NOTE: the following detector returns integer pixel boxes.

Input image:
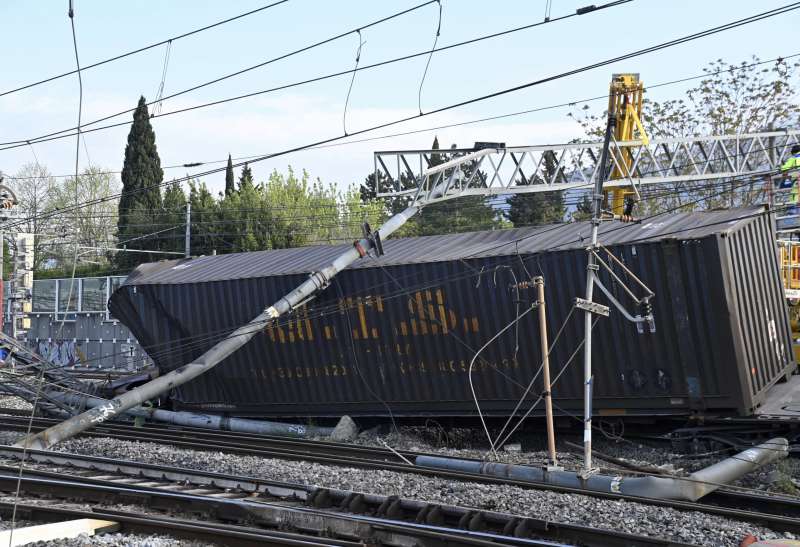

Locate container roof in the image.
[124,207,765,286]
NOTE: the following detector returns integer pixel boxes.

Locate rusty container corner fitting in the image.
[108,207,795,419]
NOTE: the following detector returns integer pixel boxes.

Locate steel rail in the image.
[0,500,360,547]
[0,428,795,535]
[0,467,675,547]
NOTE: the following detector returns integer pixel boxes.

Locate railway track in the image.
[0,411,796,538]
[0,446,686,547]
[2,500,362,547]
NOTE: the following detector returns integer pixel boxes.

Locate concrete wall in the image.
[3,276,151,370]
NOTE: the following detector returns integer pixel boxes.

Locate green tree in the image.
[411,137,503,236]
[225,154,235,197]
[571,193,594,221]
[187,180,218,256]
[161,181,187,255]
[117,96,164,268]
[506,150,565,226]
[51,167,120,268]
[239,163,253,190]
[359,170,413,221]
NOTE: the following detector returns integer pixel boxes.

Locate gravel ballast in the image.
[0,395,33,411]
[37,435,793,547]
[0,496,215,546]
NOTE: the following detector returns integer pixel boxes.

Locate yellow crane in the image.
[606,73,649,218]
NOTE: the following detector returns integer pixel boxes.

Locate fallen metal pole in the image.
[16,206,419,450]
[534,276,557,467]
[46,392,334,438]
[416,437,788,502]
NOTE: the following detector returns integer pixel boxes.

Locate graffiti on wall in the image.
[37,340,86,367]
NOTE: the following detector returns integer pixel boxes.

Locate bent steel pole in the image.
[16,206,419,450]
[416,437,788,502]
[46,392,335,438]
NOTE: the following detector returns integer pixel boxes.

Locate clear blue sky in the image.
[0,0,796,194]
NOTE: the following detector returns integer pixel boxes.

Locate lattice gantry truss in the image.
[374,129,800,206]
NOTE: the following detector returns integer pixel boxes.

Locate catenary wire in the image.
[417,0,442,115]
[0,0,445,147]
[0,1,291,98]
[4,0,792,151]
[4,50,796,181]
[2,8,796,235]
[0,0,636,149]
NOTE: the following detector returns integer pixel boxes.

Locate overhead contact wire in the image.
[0,0,290,98]
[417,0,442,115]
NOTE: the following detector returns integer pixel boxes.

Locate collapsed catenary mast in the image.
[16,206,419,450]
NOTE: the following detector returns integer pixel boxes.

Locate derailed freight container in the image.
[109,207,796,418]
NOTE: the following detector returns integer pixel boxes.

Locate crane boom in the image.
[607,73,649,216]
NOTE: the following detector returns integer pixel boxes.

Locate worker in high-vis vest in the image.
[781,144,800,206]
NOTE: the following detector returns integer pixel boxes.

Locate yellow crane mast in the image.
[607,73,649,217]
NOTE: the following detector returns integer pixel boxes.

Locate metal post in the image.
[582,113,616,476]
[768,123,775,168]
[184,201,191,258]
[767,123,776,208]
[534,276,557,467]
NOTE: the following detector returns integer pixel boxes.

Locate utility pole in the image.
[581,113,617,476]
[185,201,191,258]
[534,276,558,468]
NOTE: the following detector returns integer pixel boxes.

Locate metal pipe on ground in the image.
[43,392,335,438]
[415,438,788,502]
[13,206,418,450]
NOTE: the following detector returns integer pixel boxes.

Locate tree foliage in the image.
[51,167,121,263]
[5,163,56,270]
[225,154,235,197]
[4,165,120,273]
[506,150,565,226]
[161,181,187,256]
[183,167,384,258]
[117,96,164,268]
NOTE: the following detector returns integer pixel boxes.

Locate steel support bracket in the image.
[574,298,610,317]
[361,222,384,257]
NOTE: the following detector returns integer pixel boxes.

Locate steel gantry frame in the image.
[373,129,800,206]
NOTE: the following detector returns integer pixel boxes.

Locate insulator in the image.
[623,196,636,221]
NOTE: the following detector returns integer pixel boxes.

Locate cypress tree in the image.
[430,136,442,166]
[117,96,164,268]
[225,154,235,196]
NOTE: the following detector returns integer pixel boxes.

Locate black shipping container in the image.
[110,208,796,418]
